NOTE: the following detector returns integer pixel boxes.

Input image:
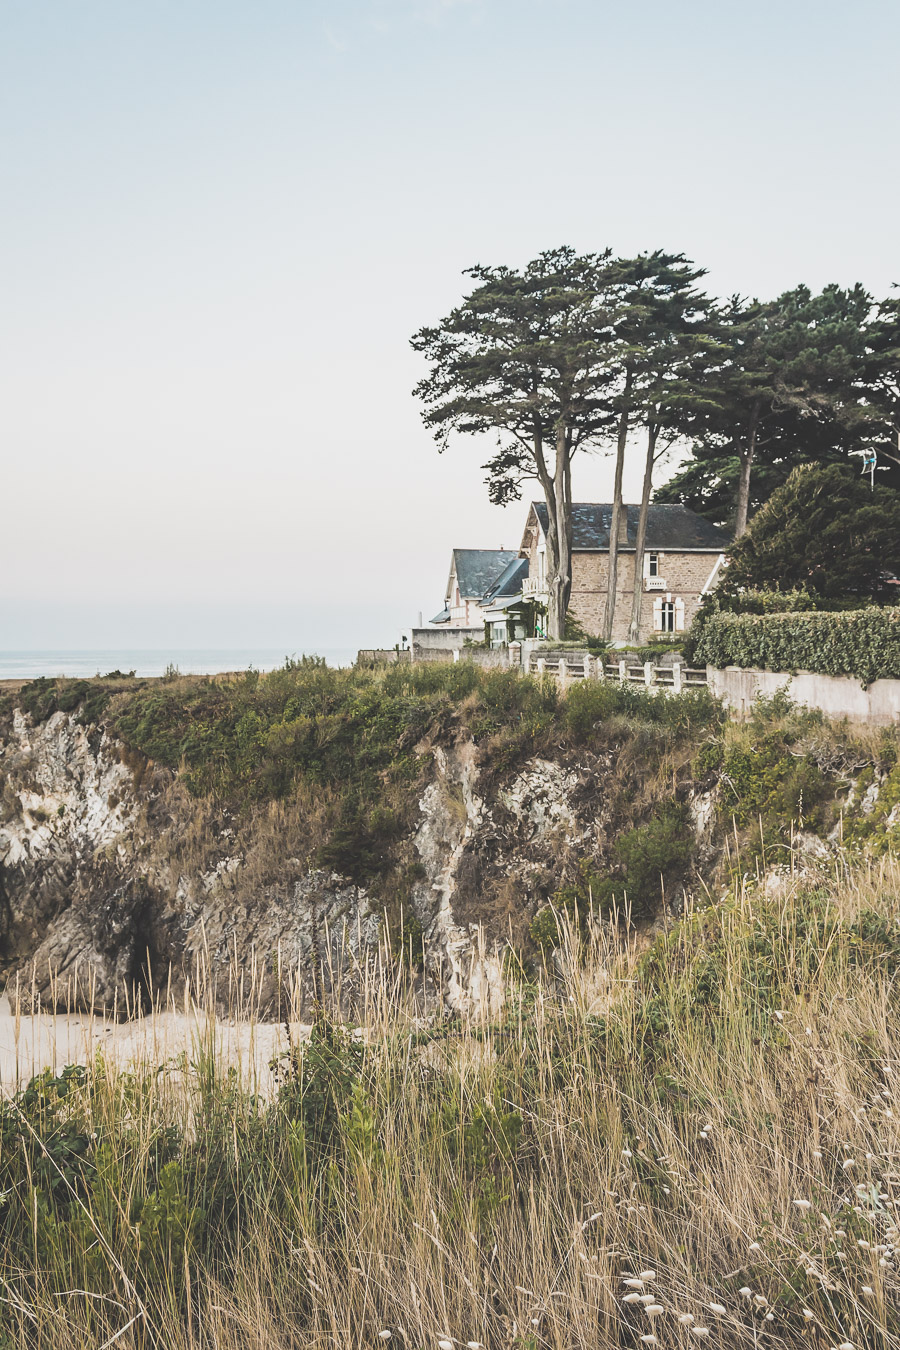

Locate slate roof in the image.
[530,503,730,551]
[452,549,519,598]
[482,556,529,604]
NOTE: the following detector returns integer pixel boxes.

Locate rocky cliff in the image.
[0,666,883,1015]
[0,711,688,1014]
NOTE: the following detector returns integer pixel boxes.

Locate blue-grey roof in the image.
[482,556,529,603]
[430,607,451,624]
[530,502,730,551]
[483,593,527,616]
[452,548,519,598]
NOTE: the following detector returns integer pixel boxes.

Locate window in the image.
[659,600,676,632]
[648,553,660,577]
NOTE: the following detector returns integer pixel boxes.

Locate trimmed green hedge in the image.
[692,607,900,686]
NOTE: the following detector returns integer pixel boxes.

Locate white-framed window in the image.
[648,552,660,577]
[653,596,685,632]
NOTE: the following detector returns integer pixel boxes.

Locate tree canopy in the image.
[410,247,713,639]
[411,247,622,638]
[656,284,900,529]
[720,463,900,602]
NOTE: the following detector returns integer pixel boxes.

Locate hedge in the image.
[692,607,900,686]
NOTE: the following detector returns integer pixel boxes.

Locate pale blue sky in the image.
[3,0,898,650]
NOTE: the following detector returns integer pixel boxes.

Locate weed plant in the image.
[1,852,899,1348]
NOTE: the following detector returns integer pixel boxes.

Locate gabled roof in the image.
[528,503,730,552]
[482,556,529,604]
[451,548,519,599]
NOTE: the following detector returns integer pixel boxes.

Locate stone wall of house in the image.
[568,551,719,641]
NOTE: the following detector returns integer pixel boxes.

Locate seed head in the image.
[623,1279,645,1290]
[678,1314,695,1324]
[378,1335,392,1343]
[623,1294,642,1304]
[644,1305,665,1317]
[640,1337,658,1345]
[861,1286,875,1297]
[438,1341,453,1350]
[739,1288,752,1299]
[690,1327,710,1338]
[638,1271,657,1281]
[802,1310,815,1320]
[749,1242,762,1252]
[708,1303,727,1315]
[793,1199,813,1210]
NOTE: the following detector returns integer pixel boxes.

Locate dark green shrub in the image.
[612,802,693,914]
[691,607,900,686]
[719,734,830,838]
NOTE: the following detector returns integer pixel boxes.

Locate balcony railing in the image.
[523,575,548,597]
[645,576,667,591]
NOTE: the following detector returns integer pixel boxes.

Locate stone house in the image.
[515,502,729,642]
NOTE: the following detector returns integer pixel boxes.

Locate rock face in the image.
[0,706,714,1014]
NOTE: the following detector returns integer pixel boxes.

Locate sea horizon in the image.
[0,648,358,680]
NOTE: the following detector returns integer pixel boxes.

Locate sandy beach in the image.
[0,994,309,1094]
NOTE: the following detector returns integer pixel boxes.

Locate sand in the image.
[0,995,311,1094]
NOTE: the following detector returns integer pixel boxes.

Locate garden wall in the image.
[708,666,900,725]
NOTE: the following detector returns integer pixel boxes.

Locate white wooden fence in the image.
[523,649,707,692]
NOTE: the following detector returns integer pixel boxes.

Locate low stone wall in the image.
[408,626,483,650]
[356,649,412,665]
[457,647,510,669]
[412,647,456,663]
[708,666,900,725]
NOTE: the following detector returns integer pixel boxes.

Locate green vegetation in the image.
[690,606,900,686]
[4,661,724,893]
[719,464,900,603]
[2,857,899,1348]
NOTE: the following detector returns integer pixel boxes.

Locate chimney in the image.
[617,505,629,547]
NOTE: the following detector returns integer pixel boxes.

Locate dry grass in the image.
[0,852,899,1349]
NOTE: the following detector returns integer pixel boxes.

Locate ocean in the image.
[0,649,358,680]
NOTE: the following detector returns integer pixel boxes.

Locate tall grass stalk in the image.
[1,854,899,1348]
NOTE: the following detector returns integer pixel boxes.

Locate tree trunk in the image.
[627,422,658,644]
[546,424,572,640]
[602,369,633,642]
[734,399,761,538]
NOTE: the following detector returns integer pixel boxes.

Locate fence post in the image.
[583,654,592,680]
[672,661,683,694]
[558,657,568,689]
[596,654,605,681]
[536,657,546,676]
[508,641,521,669]
[644,661,654,688]
[453,648,460,663]
[619,659,627,683]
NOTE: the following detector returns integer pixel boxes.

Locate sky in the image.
[2,0,898,653]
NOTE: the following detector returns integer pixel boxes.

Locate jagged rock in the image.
[0,703,731,1014]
